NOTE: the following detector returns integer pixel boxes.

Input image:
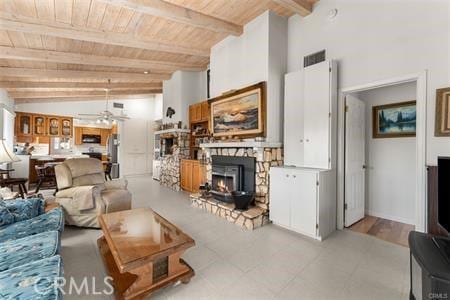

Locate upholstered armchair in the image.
[54,158,132,228]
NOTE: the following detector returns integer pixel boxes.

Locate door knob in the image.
[362,165,367,169]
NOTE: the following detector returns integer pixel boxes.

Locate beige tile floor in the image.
[61,176,410,299]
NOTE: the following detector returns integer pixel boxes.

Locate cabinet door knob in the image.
[293,175,296,178]
[286,174,289,178]
[306,139,310,142]
[300,139,303,143]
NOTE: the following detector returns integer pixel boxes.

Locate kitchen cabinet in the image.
[47,117,60,136]
[60,117,73,137]
[269,166,336,240]
[74,126,111,145]
[74,127,83,145]
[284,60,337,169]
[100,129,110,146]
[16,113,32,137]
[32,115,46,136]
[15,112,73,140]
[181,159,204,193]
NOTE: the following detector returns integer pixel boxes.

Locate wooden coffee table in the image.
[97,208,195,299]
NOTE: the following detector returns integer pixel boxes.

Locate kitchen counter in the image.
[31,154,89,160]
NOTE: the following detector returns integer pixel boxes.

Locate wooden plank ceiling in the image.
[0,0,317,103]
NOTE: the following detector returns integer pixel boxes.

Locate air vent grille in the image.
[113,102,124,109]
[304,50,326,68]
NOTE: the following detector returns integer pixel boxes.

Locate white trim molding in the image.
[338,71,428,233]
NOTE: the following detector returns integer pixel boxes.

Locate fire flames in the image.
[217,179,229,193]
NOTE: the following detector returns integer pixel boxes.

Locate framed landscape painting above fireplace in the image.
[210,82,266,138]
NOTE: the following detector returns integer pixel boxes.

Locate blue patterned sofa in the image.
[0,198,64,299]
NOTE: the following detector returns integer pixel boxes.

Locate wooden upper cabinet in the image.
[15,113,32,136]
[33,115,46,136]
[74,127,83,145]
[60,117,73,137]
[82,127,101,135]
[201,102,209,121]
[47,117,60,136]
[100,128,110,146]
[189,101,210,123]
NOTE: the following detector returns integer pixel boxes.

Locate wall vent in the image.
[113,102,124,109]
[304,50,326,68]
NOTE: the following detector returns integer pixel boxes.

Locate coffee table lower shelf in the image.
[97,236,195,300]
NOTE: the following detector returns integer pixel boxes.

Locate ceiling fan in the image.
[78,80,130,124]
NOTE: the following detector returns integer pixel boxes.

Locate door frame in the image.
[337,71,427,232]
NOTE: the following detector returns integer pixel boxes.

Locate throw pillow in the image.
[4,198,45,223]
[0,202,14,226]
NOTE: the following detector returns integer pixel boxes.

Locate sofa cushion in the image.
[0,255,62,300]
[0,202,14,226]
[65,158,104,178]
[0,231,60,272]
[101,189,132,213]
[0,208,64,243]
[3,198,45,223]
[72,173,105,187]
[54,164,72,190]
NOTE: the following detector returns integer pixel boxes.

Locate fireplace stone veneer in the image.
[159,130,190,191]
[191,143,283,229]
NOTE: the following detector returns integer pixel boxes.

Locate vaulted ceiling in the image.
[0,0,317,103]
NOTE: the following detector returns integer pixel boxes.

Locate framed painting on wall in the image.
[435,87,450,136]
[372,101,416,138]
[209,82,266,138]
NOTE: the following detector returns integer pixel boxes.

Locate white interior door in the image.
[345,94,366,227]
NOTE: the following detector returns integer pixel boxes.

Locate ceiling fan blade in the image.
[78,113,101,116]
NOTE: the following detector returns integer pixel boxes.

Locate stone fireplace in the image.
[158,129,190,191]
[190,141,283,229]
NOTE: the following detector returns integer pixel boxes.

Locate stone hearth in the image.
[190,194,269,230]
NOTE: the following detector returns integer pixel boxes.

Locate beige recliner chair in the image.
[54,158,132,228]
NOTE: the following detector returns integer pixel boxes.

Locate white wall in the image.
[162,70,206,125]
[356,82,416,224]
[0,89,15,148]
[210,11,287,142]
[288,0,450,164]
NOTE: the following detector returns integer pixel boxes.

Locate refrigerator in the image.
[107,134,120,179]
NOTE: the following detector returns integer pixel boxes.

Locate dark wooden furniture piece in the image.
[34,163,59,193]
[104,162,112,181]
[427,166,449,236]
[98,208,195,300]
[29,158,65,184]
[0,169,28,199]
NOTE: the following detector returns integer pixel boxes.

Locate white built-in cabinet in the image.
[270,60,338,240]
[284,60,337,169]
[269,167,336,240]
